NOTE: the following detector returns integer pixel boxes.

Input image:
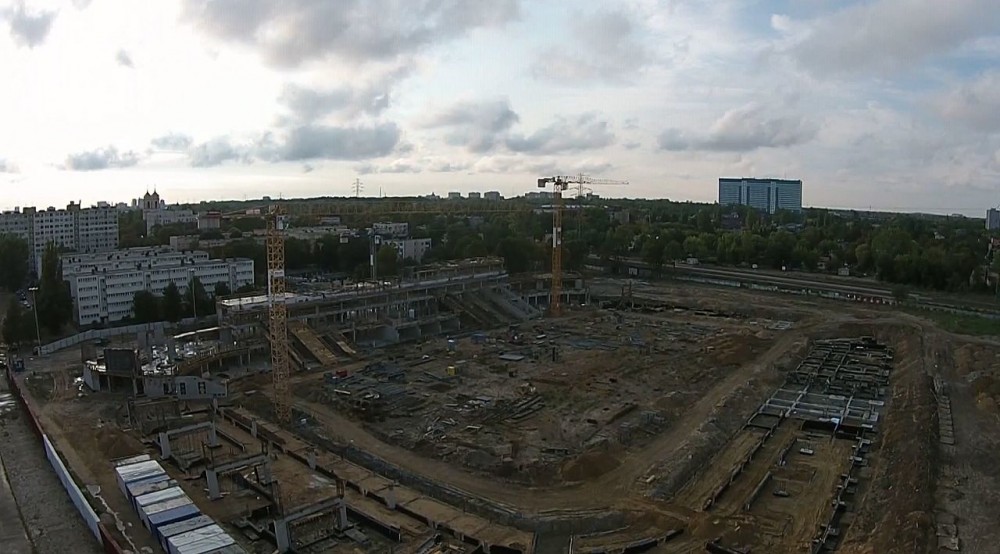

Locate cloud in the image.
[789,0,1000,75]
[506,113,615,154]
[115,49,134,68]
[658,103,818,152]
[276,123,400,161]
[532,9,651,83]
[64,146,140,171]
[72,0,92,8]
[278,81,392,123]
[189,137,249,167]
[936,70,1000,132]
[473,156,614,176]
[150,133,194,151]
[190,123,400,167]
[2,1,56,48]
[422,99,520,153]
[0,158,18,173]
[181,0,520,68]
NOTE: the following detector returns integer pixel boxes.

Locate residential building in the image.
[718,178,803,214]
[319,215,342,226]
[385,238,432,262]
[198,211,222,231]
[141,190,197,233]
[62,247,254,325]
[447,192,462,199]
[373,222,409,238]
[0,203,119,273]
[987,208,1000,231]
[467,191,482,200]
[484,191,502,201]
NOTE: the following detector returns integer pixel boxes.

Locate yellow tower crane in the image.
[266,205,291,424]
[536,174,627,316]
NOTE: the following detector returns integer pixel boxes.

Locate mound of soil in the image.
[840,329,937,554]
[95,426,144,460]
[561,449,622,482]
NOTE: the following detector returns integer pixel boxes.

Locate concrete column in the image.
[307,449,316,470]
[259,461,273,485]
[337,501,348,530]
[386,482,397,509]
[206,469,221,499]
[251,419,258,438]
[158,432,171,458]
[274,520,291,552]
[207,422,220,447]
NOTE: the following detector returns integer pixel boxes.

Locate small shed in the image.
[158,515,215,552]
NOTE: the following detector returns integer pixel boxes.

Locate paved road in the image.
[0,391,33,554]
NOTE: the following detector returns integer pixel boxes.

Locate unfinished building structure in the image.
[218,258,556,355]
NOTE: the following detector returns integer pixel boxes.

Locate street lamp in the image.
[28,286,41,355]
[189,269,197,319]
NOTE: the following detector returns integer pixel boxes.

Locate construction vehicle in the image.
[536,174,627,316]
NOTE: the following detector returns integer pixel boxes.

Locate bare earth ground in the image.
[13,280,1000,553]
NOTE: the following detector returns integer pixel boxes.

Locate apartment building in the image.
[63,247,254,325]
[384,238,432,262]
[718,178,803,214]
[0,203,120,273]
[372,222,409,238]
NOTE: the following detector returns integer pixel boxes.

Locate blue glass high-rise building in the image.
[718,178,802,214]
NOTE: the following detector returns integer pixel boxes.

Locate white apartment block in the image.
[373,222,409,238]
[144,208,197,233]
[63,247,254,325]
[0,203,120,273]
[385,238,432,262]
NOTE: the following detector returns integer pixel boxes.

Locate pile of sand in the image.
[561,449,621,482]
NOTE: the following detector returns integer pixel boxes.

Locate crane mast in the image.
[266,206,291,424]
[537,174,627,316]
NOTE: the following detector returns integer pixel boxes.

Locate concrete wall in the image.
[40,322,167,355]
[143,376,227,400]
[43,435,101,540]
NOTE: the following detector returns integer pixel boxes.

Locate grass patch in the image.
[905,308,1000,336]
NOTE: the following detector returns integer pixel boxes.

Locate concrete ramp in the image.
[288,321,338,367]
[329,331,358,356]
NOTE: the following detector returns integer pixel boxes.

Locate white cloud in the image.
[788,0,1000,76]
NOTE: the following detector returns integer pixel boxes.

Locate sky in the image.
[1,0,1000,215]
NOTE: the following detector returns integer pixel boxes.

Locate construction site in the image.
[5,189,997,554]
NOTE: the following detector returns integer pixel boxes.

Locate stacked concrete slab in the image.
[111,456,247,554]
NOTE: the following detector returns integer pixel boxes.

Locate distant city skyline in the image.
[2,0,999,216]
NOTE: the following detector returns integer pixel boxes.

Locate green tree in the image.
[213,282,231,297]
[376,244,399,277]
[2,297,34,348]
[36,243,72,335]
[186,277,212,317]
[0,234,30,291]
[495,237,537,274]
[663,240,684,263]
[132,290,161,323]
[162,281,182,322]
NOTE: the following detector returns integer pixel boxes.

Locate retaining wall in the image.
[4,367,125,554]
